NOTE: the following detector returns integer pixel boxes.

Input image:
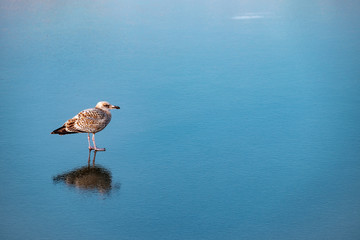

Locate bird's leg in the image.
[92,133,105,151]
[88,133,94,150]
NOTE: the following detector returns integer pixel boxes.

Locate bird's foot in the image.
[88,146,105,151]
[94,147,106,151]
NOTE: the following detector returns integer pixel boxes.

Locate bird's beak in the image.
[111,105,120,109]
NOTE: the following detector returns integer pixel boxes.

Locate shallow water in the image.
[1,0,360,239]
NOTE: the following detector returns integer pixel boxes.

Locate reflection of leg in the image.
[92,133,105,151]
[92,150,97,166]
[88,149,92,166]
[88,133,93,150]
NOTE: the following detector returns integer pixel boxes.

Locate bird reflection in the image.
[53,150,119,194]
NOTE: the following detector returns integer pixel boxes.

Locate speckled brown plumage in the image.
[51,101,120,151]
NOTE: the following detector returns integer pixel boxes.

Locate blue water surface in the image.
[1,0,360,239]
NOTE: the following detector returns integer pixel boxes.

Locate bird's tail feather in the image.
[51,125,78,135]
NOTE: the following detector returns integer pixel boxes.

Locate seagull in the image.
[51,101,120,151]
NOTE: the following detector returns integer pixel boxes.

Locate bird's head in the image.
[95,101,120,110]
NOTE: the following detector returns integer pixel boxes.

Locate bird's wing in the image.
[78,108,106,120]
[64,117,83,133]
[70,108,108,133]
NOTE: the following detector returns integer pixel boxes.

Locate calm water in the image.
[1,0,360,239]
